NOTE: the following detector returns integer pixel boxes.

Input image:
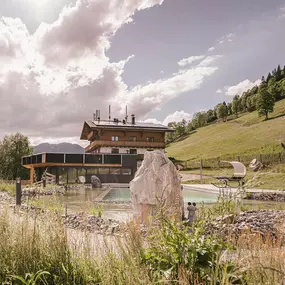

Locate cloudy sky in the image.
[1,0,285,146]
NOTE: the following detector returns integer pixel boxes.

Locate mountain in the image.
[33,143,85,154]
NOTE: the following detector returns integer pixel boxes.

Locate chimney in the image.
[125,105,128,122]
[109,105,111,122]
[131,114,135,125]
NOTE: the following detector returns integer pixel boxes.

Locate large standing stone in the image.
[130,150,183,225]
[91,175,102,188]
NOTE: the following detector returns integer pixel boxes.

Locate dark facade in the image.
[22,153,137,184]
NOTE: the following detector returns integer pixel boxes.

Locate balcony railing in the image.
[85,140,165,152]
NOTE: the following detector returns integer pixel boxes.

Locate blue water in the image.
[103,188,217,203]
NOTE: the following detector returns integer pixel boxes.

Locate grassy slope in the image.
[180,164,285,190]
[167,99,285,161]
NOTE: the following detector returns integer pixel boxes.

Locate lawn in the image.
[167,99,285,161]
[180,164,285,190]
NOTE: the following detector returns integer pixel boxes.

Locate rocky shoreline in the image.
[245,192,285,202]
[209,210,285,240]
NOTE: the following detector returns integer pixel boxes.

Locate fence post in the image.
[237,156,240,162]
[200,160,203,184]
[42,177,46,188]
[15,177,21,206]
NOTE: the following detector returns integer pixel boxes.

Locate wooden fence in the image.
[182,152,285,169]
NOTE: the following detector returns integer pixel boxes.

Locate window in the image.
[110,168,121,175]
[98,168,110,174]
[129,136,137,142]
[130,149,137,154]
[121,168,132,175]
[112,136,119,141]
[111,148,119,154]
[146,137,154,142]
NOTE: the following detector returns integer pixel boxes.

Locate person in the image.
[187,202,196,225]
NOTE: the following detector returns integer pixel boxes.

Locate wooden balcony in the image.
[85,140,165,152]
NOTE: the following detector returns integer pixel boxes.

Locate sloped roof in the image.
[80,120,173,140]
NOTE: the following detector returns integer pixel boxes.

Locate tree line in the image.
[0,133,32,180]
[167,64,285,143]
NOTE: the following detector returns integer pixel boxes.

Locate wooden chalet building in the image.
[22,111,173,185]
[80,113,173,166]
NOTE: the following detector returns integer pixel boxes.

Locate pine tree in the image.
[266,72,272,83]
[256,83,275,120]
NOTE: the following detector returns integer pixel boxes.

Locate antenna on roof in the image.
[93,113,96,121]
[109,105,111,122]
[98,110,100,122]
[125,105,128,123]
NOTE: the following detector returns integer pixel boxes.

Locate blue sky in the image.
[0,0,285,145]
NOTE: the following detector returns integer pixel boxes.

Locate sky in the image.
[0,0,285,147]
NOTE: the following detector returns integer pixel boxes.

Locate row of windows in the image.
[111,136,154,142]
[86,168,132,175]
[111,148,137,154]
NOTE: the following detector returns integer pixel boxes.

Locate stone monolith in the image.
[130,150,183,225]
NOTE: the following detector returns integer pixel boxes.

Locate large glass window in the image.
[121,168,132,175]
[146,137,154,142]
[129,136,137,141]
[98,168,110,174]
[111,148,119,154]
[112,136,119,141]
[110,168,121,175]
[130,149,137,154]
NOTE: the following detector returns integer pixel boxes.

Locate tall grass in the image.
[0,199,284,284]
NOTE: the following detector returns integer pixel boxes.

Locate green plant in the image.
[9,270,50,285]
[89,204,103,217]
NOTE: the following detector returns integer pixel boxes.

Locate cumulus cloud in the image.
[144,110,192,126]
[216,88,223,94]
[162,111,192,125]
[223,79,261,96]
[0,0,220,144]
[208,46,215,52]
[36,0,164,65]
[177,55,205,67]
[115,64,218,118]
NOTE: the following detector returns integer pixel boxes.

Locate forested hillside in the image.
[167,64,285,143]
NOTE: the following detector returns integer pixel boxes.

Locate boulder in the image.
[78,176,86,184]
[91,175,102,188]
[130,150,183,225]
[249,158,263,171]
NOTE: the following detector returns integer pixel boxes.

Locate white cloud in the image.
[208,46,215,52]
[162,111,192,125]
[177,55,205,67]
[223,79,261,96]
[216,88,223,94]
[0,0,221,145]
[197,55,223,67]
[144,110,193,126]
[116,64,218,118]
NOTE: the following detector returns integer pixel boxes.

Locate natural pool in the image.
[103,188,218,203]
[40,187,285,222]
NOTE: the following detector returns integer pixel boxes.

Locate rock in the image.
[130,150,183,225]
[208,210,285,239]
[249,158,263,171]
[78,176,86,184]
[91,175,102,188]
[215,214,235,224]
